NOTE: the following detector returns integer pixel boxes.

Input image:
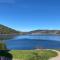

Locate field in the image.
[10,50,57,60]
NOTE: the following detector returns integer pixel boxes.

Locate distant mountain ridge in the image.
[28,30,60,35]
[1,24,60,35]
[0,24,20,34]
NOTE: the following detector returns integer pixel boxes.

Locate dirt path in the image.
[13,59,19,60]
[49,50,60,60]
[13,59,23,60]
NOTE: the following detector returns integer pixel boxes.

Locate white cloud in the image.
[0,0,15,3]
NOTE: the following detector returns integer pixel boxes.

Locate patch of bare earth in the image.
[49,50,60,60]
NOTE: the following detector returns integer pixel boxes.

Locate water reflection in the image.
[1,34,60,50]
[5,35,60,50]
[0,35,17,40]
[0,35,17,50]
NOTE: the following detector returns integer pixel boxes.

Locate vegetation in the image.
[1,24,60,35]
[28,30,60,35]
[0,24,20,34]
[0,43,7,50]
[10,50,57,60]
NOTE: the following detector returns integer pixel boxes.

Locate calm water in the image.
[4,34,60,50]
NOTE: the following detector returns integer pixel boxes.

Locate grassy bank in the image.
[0,43,7,50]
[10,50,57,60]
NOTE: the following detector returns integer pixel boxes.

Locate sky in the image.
[0,0,60,31]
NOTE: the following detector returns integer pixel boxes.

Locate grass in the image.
[9,50,57,60]
[0,43,7,50]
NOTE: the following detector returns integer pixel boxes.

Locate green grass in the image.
[10,50,57,60]
[0,43,7,50]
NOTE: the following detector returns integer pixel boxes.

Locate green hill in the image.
[0,24,20,34]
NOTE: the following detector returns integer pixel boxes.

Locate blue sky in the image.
[0,0,60,31]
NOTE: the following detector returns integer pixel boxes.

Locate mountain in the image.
[28,30,60,35]
[0,24,21,35]
[1,24,60,35]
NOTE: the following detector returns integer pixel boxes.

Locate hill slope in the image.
[28,30,60,35]
[0,24,20,34]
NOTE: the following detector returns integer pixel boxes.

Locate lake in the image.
[4,34,60,50]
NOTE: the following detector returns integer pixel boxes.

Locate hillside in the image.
[28,30,60,35]
[0,24,20,34]
[1,24,60,35]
